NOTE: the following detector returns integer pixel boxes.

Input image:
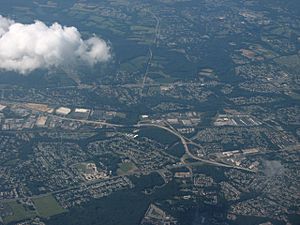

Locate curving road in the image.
[135,122,256,173]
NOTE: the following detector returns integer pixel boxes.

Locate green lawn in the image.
[3,201,36,224]
[33,195,67,218]
[117,162,138,175]
[120,56,147,72]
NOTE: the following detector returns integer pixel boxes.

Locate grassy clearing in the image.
[33,195,67,218]
[120,56,147,72]
[117,162,138,175]
[3,201,36,224]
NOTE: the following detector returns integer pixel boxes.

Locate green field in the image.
[33,195,67,218]
[3,201,36,224]
[117,162,138,175]
[75,162,88,172]
[120,56,147,72]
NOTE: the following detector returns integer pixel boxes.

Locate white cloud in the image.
[0,15,111,74]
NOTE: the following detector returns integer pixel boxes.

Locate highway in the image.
[1,99,257,174]
[141,10,160,91]
[1,97,257,172]
[141,47,153,90]
[0,102,258,206]
[135,122,256,173]
[49,114,124,128]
